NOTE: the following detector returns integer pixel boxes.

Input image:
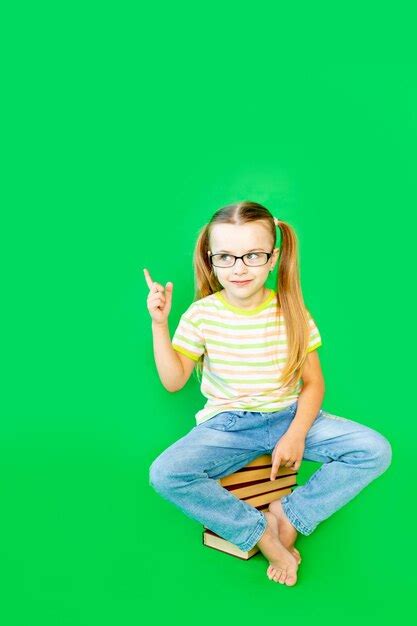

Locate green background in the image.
[1,3,416,625]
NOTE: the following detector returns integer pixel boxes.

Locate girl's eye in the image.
[220,254,232,260]
[246,253,259,259]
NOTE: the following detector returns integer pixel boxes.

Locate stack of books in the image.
[202,454,298,560]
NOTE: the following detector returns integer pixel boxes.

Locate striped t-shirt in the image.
[171,288,322,425]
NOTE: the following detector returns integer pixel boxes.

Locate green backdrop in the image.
[1,4,416,625]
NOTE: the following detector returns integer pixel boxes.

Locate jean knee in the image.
[149,456,169,492]
[373,434,392,471]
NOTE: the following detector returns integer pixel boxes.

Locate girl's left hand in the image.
[270,432,306,480]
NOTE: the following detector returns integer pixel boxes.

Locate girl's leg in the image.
[149,411,266,551]
[149,405,297,552]
[277,408,393,536]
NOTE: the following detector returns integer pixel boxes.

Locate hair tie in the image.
[273,216,280,227]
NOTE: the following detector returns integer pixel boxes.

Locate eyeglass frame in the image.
[208,250,274,268]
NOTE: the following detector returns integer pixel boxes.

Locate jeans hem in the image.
[238,511,267,552]
[280,497,315,536]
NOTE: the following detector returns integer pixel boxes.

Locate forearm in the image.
[151,321,185,392]
[286,380,325,438]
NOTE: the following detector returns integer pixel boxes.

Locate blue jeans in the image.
[149,402,392,552]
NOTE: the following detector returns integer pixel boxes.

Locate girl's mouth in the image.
[231,280,252,286]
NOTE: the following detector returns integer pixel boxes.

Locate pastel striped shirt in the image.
[172,288,322,425]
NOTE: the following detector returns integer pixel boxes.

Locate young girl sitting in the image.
[145,200,392,587]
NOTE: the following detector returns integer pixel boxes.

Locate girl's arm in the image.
[286,350,325,437]
[287,380,325,438]
[151,321,186,392]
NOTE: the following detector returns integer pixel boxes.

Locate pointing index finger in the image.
[270,455,281,481]
[143,268,154,290]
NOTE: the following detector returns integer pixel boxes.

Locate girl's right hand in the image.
[143,268,173,325]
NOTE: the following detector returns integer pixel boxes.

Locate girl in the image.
[144,201,392,587]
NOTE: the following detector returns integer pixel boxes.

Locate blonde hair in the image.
[191,200,312,391]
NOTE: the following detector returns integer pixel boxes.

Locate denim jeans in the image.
[149,402,392,552]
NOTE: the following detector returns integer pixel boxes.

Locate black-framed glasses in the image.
[209,251,273,268]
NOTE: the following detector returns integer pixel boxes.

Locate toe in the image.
[285,572,297,586]
[272,568,283,583]
[278,569,287,584]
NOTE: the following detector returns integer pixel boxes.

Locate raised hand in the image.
[143,268,173,325]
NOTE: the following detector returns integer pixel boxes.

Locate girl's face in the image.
[208,221,280,299]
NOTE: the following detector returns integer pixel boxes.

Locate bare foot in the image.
[264,513,300,583]
[256,511,298,586]
[268,499,302,563]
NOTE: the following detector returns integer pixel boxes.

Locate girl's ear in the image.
[270,247,280,271]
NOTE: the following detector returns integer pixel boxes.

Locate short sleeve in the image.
[172,303,205,362]
[306,310,322,353]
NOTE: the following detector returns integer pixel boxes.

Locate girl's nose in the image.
[233,258,247,271]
